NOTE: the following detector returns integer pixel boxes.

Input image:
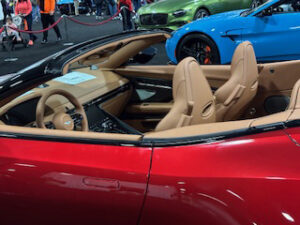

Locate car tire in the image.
[193,8,210,20]
[176,33,220,65]
[251,0,263,9]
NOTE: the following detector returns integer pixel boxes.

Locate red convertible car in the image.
[0,30,300,225]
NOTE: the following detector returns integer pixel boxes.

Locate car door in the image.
[242,0,300,62]
[0,129,151,225]
[141,128,300,225]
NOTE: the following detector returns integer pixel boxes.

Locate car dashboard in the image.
[0,68,141,135]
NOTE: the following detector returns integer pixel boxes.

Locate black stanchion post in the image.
[3,26,18,62]
[63,16,74,46]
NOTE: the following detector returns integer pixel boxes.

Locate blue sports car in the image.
[166,0,300,64]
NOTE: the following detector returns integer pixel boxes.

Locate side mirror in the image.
[132,47,158,64]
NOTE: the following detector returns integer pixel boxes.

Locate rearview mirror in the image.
[132,47,158,64]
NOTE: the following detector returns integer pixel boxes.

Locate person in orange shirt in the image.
[38,0,61,43]
[15,0,37,45]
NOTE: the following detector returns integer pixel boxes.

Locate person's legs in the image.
[74,0,79,15]
[86,0,93,14]
[120,4,128,30]
[25,13,36,42]
[40,13,49,41]
[48,14,61,39]
[126,8,132,30]
[133,0,138,11]
[96,3,101,16]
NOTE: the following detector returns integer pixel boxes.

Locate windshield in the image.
[241,0,273,16]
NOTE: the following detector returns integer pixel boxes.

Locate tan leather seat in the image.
[288,79,300,110]
[214,41,259,122]
[155,57,216,132]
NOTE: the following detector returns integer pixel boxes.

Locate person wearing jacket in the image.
[38,0,62,43]
[15,0,37,45]
[118,0,133,31]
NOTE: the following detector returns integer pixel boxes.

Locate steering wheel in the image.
[36,89,89,131]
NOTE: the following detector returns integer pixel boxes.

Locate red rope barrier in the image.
[0,10,120,36]
[67,10,120,26]
[8,16,64,34]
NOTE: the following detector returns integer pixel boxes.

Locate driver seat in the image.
[155,57,216,132]
[214,41,259,122]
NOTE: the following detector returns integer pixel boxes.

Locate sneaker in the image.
[92,12,96,15]
[28,40,34,46]
[41,39,48,44]
[86,12,90,16]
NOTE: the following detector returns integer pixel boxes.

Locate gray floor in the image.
[0,15,168,76]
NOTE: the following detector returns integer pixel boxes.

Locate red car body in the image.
[1,128,300,225]
[0,30,300,225]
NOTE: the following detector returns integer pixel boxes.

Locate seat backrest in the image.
[288,79,300,110]
[155,57,215,132]
[214,41,258,122]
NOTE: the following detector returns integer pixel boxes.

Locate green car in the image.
[136,0,263,31]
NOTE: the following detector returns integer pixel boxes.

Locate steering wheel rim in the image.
[36,89,89,131]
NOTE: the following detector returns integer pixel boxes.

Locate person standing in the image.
[84,0,95,16]
[31,0,40,22]
[106,0,116,16]
[38,0,62,43]
[73,0,79,16]
[118,0,133,31]
[15,0,37,45]
[132,0,140,11]
[94,0,103,19]
[1,0,8,24]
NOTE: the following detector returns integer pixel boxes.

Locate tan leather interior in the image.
[0,124,142,141]
[2,34,300,142]
[100,90,132,116]
[214,41,259,122]
[114,65,176,80]
[36,89,89,131]
[63,33,169,74]
[243,60,300,118]
[155,57,216,132]
[0,70,129,125]
[145,78,300,139]
[125,102,172,114]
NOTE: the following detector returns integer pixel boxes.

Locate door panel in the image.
[244,60,300,118]
[0,137,151,225]
[141,131,300,225]
[122,77,173,132]
[243,8,300,61]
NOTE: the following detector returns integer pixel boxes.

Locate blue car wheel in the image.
[176,33,220,65]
